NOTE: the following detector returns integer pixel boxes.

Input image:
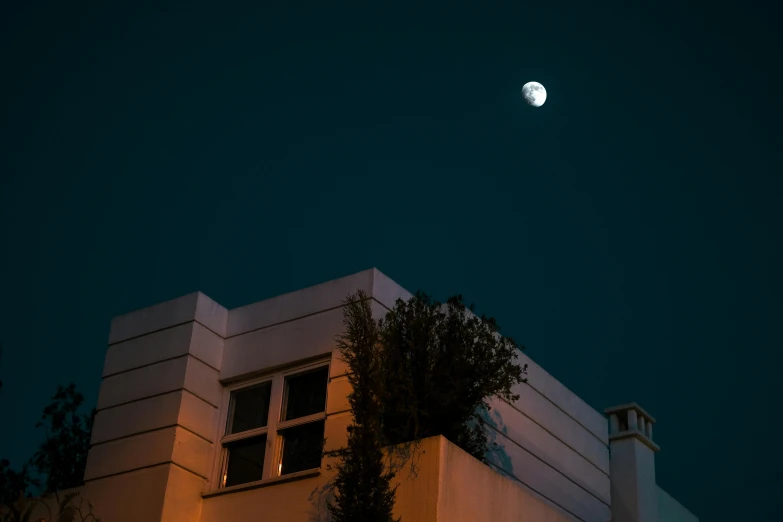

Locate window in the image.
[277,367,329,475]
[227,382,271,434]
[224,434,267,487]
[217,362,329,489]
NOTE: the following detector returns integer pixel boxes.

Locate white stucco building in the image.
[76,268,697,522]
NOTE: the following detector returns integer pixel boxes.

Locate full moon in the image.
[522,81,547,107]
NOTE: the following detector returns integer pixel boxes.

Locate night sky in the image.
[1,1,781,519]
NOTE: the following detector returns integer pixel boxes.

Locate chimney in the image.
[604,403,659,522]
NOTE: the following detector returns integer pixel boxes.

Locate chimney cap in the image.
[604,402,656,424]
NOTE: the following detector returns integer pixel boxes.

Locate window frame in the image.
[212,358,330,490]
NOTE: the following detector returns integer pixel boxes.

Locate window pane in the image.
[279,420,325,475]
[283,367,328,421]
[225,435,267,487]
[227,382,272,434]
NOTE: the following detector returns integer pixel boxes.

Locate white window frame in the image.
[211,358,330,490]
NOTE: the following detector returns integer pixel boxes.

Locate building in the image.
[75,268,698,522]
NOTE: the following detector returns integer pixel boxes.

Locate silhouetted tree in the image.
[1,383,96,521]
[30,384,94,493]
[0,459,37,510]
[328,292,399,522]
[0,488,99,522]
[379,292,527,460]
[327,290,527,520]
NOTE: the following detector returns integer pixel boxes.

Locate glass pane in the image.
[224,435,267,487]
[279,420,325,475]
[227,382,272,434]
[282,367,328,421]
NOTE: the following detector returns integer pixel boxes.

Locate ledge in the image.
[201,468,321,498]
[202,469,322,498]
[604,402,656,424]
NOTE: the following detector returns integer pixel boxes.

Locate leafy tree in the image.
[30,384,94,494]
[328,292,399,522]
[0,459,38,510]
[378,292,527,460]
[0,488,99,522]
[0,383,97,522]
[327,290,527,521]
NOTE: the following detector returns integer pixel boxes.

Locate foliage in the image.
[0,460,38,510]
[378,292,527,460]
[327,290,527,521]
[0,383,96,522]
[328,292,399,522]
[0,489,99,522]
[30,384,94,494]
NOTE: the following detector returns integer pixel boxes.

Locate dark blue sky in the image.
[1,1,781,519]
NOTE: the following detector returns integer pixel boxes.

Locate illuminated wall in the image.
[80,268,697,522]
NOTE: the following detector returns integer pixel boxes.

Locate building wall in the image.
[220,268,410,383]
[84,291,228,522]
[484,352,611,522]
[81,268,695,522]
[216,268,610,521]
[437,435,575,522]
[200,435,575,522]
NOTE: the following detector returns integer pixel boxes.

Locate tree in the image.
[0,488,99,522]
[378,292,527,460]
[0,459,38,512]
[30,384,94,493]
[0,383,97,522]
[328,292,399,522]
[327,290,527,521]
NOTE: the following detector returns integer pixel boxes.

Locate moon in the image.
[522,81,547,107]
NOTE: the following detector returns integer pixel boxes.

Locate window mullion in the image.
[221,426,269,445]
[276,411,327,431]
[263,373,285,479]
